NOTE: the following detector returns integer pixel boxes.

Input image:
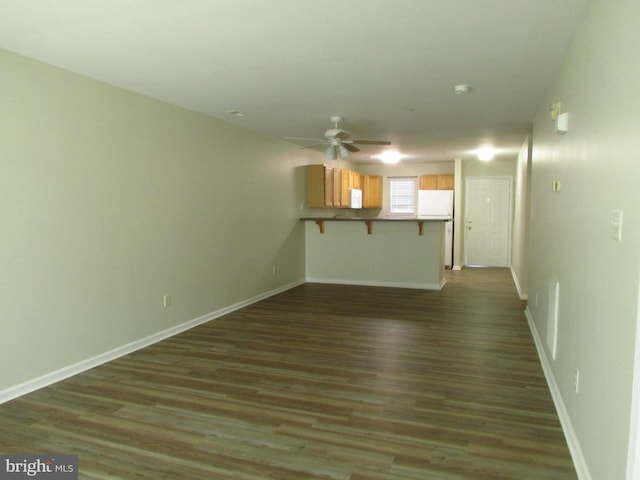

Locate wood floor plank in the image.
[0,268,577,479]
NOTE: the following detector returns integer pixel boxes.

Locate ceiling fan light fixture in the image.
[325,145,337,160]
[288,116,390,160]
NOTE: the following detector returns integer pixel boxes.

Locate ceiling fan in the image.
[286,116,391,160]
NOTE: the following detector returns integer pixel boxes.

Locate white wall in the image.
[511,138,531,299]
[527,1,640,478]
[0,50,322,396]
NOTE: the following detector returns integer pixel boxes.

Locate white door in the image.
[464,177,512,267]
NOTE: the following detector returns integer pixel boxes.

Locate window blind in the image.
[389,177,416,214]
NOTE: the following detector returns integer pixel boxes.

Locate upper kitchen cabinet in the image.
[307,165,349,208]
[420,174,455,190]
[307,165,378,209]
[363,175,382,208]
[307,164,336,207]
[332,167,342,207]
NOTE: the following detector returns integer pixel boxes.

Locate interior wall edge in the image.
[510,265,528,300]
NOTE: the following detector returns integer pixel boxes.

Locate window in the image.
[389,177,417,214]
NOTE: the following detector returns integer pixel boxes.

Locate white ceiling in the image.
[0,0,591,164]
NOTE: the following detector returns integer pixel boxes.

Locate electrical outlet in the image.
[163,294,171,308]
[574,370,580,393]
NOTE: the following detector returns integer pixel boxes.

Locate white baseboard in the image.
[510,266,528,300]
[305,276,445,290]
[0,279,305,405]
[524,307,591,480]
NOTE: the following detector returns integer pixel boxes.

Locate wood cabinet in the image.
[419,174,454,190]
[363,175,382,208]
[438,174,455,190]
[332,167,342,207]
[340,169,350,207]
[307,164,335,207]
[350,171,363,190]
[341,170,364,206]
[307,165,378,208]
[419,175,437,190]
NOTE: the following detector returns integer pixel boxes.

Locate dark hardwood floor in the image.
[0,268,577,479]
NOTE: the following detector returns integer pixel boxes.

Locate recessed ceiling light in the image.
[226,110,246,117]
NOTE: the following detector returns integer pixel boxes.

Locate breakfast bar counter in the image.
[300,217,447,290]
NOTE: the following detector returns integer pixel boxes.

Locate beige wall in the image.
[511,138,531,299]
[527,1,640,477]
[0,49,322,394]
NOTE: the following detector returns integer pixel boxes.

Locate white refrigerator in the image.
[418,190,454,268]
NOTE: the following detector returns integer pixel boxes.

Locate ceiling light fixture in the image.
[476,147,496,161]
[226,110,246,117]
[454,84,471,95]
[374,151,404,164]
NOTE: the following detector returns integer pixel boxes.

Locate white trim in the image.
[305,276,445,291]
[452,265,463,271]
[525,307,591,480]
[510,266,528,300]
[0,279,305,405]
[626,272,640,480]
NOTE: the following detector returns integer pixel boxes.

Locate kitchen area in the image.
[301,163,456,290]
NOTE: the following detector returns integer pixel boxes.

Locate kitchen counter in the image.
[300,216,450,221]
[300,216,450,235]
[302,217,446,290]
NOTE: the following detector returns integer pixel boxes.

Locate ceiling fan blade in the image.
[300,143,326,149]
[284,136,325,142]
[343,143,360,153]
[351,139,391,146]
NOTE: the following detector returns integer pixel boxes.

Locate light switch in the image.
[611,210,623,241]
[555,112,569,134]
